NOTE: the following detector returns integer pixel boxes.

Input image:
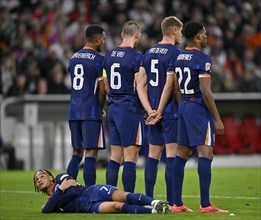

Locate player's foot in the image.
[151,200,169,214]
[199,205,229,213]
[172,204,193,213]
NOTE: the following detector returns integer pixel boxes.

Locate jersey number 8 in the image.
[73,64,84,90]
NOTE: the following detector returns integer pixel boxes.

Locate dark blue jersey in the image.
[142,43,180,120]
[68,48,104,121]
[103,46,143,114]
[175,48,212,105]
[42,173,119,213]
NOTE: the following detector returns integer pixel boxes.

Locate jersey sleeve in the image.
[41,186,63,213]
[197,54,212,78]
[133,52,143,73]
[167,49,180,74]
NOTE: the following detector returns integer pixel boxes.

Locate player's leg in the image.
[111,189,169,214]
[122,145,140,192]
[67,121,84,180]
[106,105,123,186]
[197,145,228,213]
[118,110,144,192]
[162,119,178,206]
[82,120,105,187]
[145,123,164,197]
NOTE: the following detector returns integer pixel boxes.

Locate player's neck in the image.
[83,43,96,51]
[46,183,55,197]
[119,38,135,48]
[186,42,201,50]
[160,36,175,45]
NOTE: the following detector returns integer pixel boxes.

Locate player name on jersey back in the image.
[148,47,168,54]
[111,51,125,57]
[177,54,193,60]
[71,52,96,60]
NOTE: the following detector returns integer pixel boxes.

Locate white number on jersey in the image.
[110,63,121,89]
[73,64,84,90]
[175,67,194,94]
[149,59,159,87]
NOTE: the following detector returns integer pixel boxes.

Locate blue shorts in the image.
[79,184,119,213]
[177,101,215,147]
[69,120,106,149]
[108,104,144,147]
[147,119,178,145]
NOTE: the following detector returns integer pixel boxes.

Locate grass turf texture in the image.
[0,167,260,220]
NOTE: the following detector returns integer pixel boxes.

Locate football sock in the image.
[144,157,159,197]
[198,157,212,207]
[172,156,187,206]
[121,204,152,214]
[83,157,96,187]
[165,157,175,205]
[126,193,154,206]
[122,161,136,192]
[66,155,82,180]
[106,160,120,186]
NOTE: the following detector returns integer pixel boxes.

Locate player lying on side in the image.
[33,169,170,214]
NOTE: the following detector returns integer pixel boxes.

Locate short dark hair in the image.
[85,24,104,40]
[183,21,204,40]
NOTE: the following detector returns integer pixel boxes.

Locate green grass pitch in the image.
[0,167,260,220]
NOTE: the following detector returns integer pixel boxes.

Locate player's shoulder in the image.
[55,173,74,184]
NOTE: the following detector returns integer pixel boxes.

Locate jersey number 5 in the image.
[73,64,84,90]
[175,67,194,94]
[149,59,159,87]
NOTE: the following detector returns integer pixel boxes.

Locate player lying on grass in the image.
[33,169,170,214]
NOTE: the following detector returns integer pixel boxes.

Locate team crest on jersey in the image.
[205,62,211,71]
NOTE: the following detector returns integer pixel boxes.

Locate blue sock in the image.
[66,155,82,180]
[198,157,212,207]
[121,204,152,213]
[165,157,175,205]
[126,193,154,206]
[83,157,96,187]
[106,160,120,186]
[122,161,136,192]
[172,156,187,206]
[144,157,159,197]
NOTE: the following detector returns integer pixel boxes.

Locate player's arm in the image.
[103,68,110,94]
[173,73,181,104]
[136,67,154,115]
[152,72,174,124]
[98,77,106,107]
[41,179,78,213]
[199,77,224,136]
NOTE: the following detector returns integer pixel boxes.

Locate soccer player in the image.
[137,16,183,206]
[66,25,106,187]
[171,21,229,213]
[33,169,170,214]
[103,21,144,193]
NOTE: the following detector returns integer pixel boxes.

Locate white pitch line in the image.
[156,194,261,200]
[1,190,260,200]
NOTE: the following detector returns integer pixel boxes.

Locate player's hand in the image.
[59,179,79,192]
[102,110,106,117]
[145,110,157,125]
[214,119,224,136]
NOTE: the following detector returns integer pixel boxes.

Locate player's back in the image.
[175,48,212,105]
[104,46,143,113]
[142,43,180,119]
[68,48,104,120]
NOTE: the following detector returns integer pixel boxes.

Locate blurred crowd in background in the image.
[1,0,261,98]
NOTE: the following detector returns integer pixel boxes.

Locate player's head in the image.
[85,24,105,52]
[183,21,207,48]
[33,169,54,193]
[121,20,141,47]
[161,16,183,45]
